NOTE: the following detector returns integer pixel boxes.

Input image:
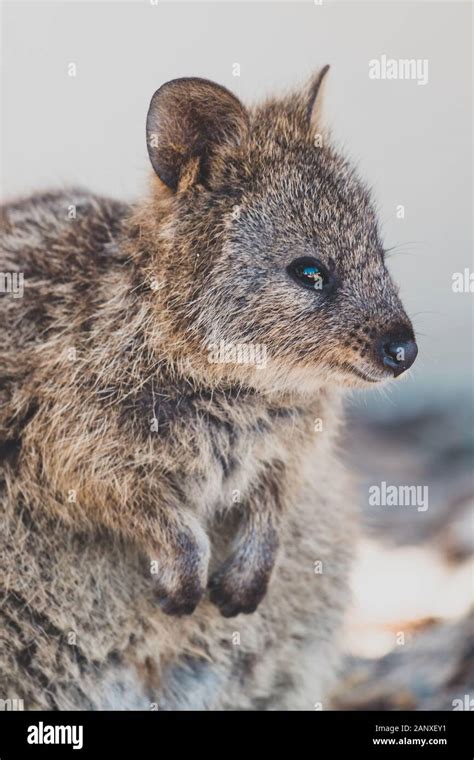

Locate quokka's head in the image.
[145,69,417,395]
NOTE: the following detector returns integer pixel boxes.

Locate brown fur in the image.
[0,70,416,709]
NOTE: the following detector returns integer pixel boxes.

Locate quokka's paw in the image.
[150,526,210,617]
[155,572,204,617]
[208,544,277,618]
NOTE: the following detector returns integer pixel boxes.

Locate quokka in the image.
[0,68,417,710]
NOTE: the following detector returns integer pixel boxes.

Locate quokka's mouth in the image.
[337,361,389,384]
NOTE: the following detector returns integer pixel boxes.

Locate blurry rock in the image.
[331,614,474,711]
[440,496,474,563]
[336,400,474,710]
[343,403,474,548]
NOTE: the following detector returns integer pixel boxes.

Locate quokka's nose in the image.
[376,328,418,377]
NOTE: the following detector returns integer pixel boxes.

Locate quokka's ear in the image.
[306,65,330,133]
[146,77,249,191]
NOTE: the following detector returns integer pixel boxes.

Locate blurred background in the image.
[1,0,473,709]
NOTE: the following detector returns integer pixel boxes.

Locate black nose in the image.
[377,331,418,377]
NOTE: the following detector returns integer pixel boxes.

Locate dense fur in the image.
[0,71,415,709]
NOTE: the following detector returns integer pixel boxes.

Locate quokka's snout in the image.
[342,315,417,383]
[331,284,418,386]
[374,322,418,377]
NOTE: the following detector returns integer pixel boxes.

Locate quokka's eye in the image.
[287,256,332,291]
